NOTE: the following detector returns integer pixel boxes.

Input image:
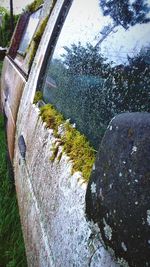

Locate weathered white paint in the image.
[14,104,120,267]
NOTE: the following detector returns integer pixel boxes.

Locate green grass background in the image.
[0,61,27,266]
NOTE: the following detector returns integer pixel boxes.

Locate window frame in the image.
[8,12,30,60]
[37,0,72,90]
[17,6,42,58]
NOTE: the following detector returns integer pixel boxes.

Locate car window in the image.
[18,8,41,55]
[41,0,150,149]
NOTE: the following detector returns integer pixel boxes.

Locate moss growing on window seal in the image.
[33,90,43,104]
[62,123,96,181]
[27,15,49,72]
[39,104,96,182]
[26,0,44,12]
[40,104,64,137]
[33,15,49,43]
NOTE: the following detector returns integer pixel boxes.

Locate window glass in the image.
[18,8,41,55]
[42,0,150,149]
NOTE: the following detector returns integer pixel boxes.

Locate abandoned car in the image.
[1,0,150,266]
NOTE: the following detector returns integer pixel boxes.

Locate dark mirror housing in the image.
[86,112,150,267]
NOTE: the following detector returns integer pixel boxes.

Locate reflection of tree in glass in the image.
[95,0,150,48]
[112,45,150,113]
[62,42,150,113]
[45,42,150,148]
[99,0,150,29]
[62,43,111,77]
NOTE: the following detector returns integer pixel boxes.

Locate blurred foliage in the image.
[0,6,8,14]
[25,0,43,12]
[0,114,27,267]
[0,10,19,47]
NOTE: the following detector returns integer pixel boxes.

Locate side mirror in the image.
[86,112,150,266]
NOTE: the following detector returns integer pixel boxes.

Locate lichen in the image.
[131,145,137,155]
[39,104,96,181]
[103,218,112,241]
[117,257,129,267]
[90,182,96,194]
[107,246,115,257]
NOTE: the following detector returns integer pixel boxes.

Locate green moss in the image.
[27,15,49,71]
[40,104,64,136]
[26,0,43,12]
[27,41,36,71]
[62,123,96,181]
[33,90,43,104]
[33,16,49,43]
[39,104,96,182]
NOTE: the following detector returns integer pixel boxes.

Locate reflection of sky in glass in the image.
[42,0,150,149]
[54,0,150,65]
[101,23,150,64]
[18,8,41,54]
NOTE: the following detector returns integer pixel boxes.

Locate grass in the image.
[0,114,27,267]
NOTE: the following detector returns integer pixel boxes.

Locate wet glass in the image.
[42,0,150,149]
[18,8,41,55]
